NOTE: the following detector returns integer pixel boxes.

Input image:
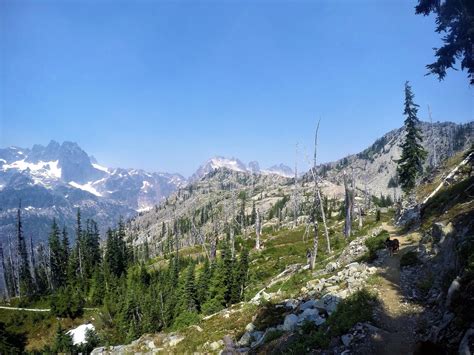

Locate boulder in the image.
[209,340,223,351]
[325,261,339,273]
[251,331,264,344]
[285,299,299,310]
[315,294,340,314]
[282,314,299,331]
[341,333,353,346]
[300,299,316,311]
[166,334,184,347]
[236,332,252,347]
[245,323,256,332]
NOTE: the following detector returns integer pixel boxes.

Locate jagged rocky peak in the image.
[0,140,186,241]
[191,156,296,181]
[265,164,294,178]
[190,156,247,181]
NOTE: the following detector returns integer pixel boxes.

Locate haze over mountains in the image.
[0,121,471,244]
[0,140,294,242]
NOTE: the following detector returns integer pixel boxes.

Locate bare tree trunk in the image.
[344,171,353,238]
[310,218,319,269]
[311,120,331,253]
[29,235,36,285]
[255,209,261,250]
[428,105,438,168]
[293,143,299,228]
[358,206,363,228]
[0,244,10,300]
[210,235,217,261]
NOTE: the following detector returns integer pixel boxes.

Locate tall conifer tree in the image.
[397,81,427,194]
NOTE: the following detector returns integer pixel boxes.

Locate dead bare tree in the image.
[308,120,331,254]
[428,105,438,168]
[255,208,261,250]
[293,143,299,228]
[343,170,354,238]
[310,201,319,269]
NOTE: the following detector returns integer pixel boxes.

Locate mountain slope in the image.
[316,121,473,197]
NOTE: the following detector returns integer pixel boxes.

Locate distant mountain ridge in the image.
[0,141,186,242]
[1,120,471,244]
[190,156,294,181]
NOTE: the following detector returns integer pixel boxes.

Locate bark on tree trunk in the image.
[255,209,261,250]
[344,171,353,238]
[311,218,319,270]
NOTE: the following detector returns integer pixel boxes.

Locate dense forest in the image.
[0,205,252,353]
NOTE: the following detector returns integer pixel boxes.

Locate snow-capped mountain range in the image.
[0,141,186,242]
[0,141,292,243]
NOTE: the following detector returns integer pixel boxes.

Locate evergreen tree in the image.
[104,226,128,279]
[182,262,198,312]
[250,201,257,225]
[52,324,74,353]
[83,219,101,279]
[60,227,70,284]
[415,0,474,85]
[16,203,32,298]
[197,258,211,306]
[48,220,62,290]
[236,247,249,301]
[397,81,427,194]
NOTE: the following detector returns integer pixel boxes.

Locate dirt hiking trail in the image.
[370,223,424,355]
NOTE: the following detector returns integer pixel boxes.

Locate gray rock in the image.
[341,333,353,346]
[245,322,256,332]
[285,299,299,309]
[251,331,264,343]
[300,299,316,310]
[282,314,299,331]
[166,334,185,347]
[237,332,252,347]
[325,261,339,272]
[209,340,223,351]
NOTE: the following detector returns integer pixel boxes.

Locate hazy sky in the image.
[1,0,472,176]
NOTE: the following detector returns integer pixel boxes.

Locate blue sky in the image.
[1,0,472,176]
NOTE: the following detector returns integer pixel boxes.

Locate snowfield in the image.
[67,323,95,345]
[69,181,103,197]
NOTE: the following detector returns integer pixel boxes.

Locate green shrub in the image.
[400,251,419,267]
[360,230,389,262]
[50,286,84,318]
[172,311,200,330]
[264,329,284,343]
[253,302,286,331]
[326,289,377,336]
[286,289,377,352]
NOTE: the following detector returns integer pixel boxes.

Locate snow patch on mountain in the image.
[69,181,102,197]
[92,163,109,173]
[2,159,62,179]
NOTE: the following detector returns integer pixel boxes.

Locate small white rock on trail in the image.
[371,223,424,355]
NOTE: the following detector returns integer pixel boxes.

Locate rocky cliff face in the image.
[316,121,473,197]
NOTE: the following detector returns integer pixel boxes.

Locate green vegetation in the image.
[1,190,393,352]
[421,176,474,226]
[415,0,474,85]
[400,250,419,267]
[397,81,427,194]
[358,230,389,263]
[286,289,378,352]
